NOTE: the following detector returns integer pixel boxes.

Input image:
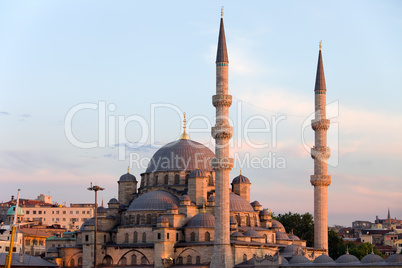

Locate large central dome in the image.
[146,139,215,173]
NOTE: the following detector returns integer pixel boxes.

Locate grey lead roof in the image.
[216,18,228,63]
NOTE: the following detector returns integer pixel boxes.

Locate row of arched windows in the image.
[177,255,201,265]
[68,257,82,267]
[104,255,148,266]
[124,231,147,243]
[234,213,259,227]
[189,231,211,242]
[145,173,214,186]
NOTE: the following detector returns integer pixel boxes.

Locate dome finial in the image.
[127,166,129,174]
[179,112,190,140]
[202,203,206,213]
[240,168,242,175]
[319,40,322,51]
[221,6,224,18]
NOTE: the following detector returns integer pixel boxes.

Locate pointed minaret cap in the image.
[216,8,229,63]
[179,112,190,140]
[314,40,326,91]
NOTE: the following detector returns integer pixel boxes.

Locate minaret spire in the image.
[210,12,234,268]
[310,41,331,252]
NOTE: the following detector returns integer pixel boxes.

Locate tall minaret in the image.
[310,41,331,252]
[210,9,234,268]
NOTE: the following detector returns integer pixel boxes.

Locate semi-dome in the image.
[80,218,95,231]
[288,234,300,240]
[385,253,402,263]
[271,219,286,232]
[361,253,384,264]
[119,172,137,182]
[145,139,215,173]
[189,169,207,178]
[243,229,262,238]
[229,193,254,212]
[276,231,289,240]
[97,206,107,213]
[250,201,261,206]
[127,191,179,211]
[180,195,191,201]
[313,254,335,264]
[282,244,302,255]
[231,232,244,237]
[186,213,215,228]
[7,206,24,216]
[232,174,251,184]
[289,255,311,264]
[157,216,169,223]
[336,253,360,264]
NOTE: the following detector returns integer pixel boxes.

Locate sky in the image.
[0,0,401,227]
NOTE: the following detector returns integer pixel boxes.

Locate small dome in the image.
[189,169,206,178]
[97,206,107,213]
[119,172,137,182]
[231,232,244,237]
[251,201,261,206]
[243,229,263,238]
[208,195,215,202]
[289,255,311,264]
[229,193,254,212]
[127,191,179,211]
[313,254,335,264]
[336,253,360,264]
[180,195,191,201]
[186,213,215,228]
[7,206,24,216]
[282,244,301,255]
[230,217,237,225]
[80,218,95,231]
[361,253,384,264]
[108,198,119,204]
[276,231,289,240]
[167,203,178,210]
[271,219,286,232]
[232,174,251,184]
[47,247,58,253]
[288,234,300,240]
[157,216,169,223]
[385,253,402,263]
[260,209,270,216]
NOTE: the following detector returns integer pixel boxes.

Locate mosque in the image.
[45,14,402,268]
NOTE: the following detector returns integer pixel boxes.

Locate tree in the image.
[273,212,314,247]
[345,242,384,260]
[328,229,345,259]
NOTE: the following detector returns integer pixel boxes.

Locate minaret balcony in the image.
[211,125,233,140]
[212,95,232,107]
[311,119,330,131]
[211,157,234,170]
[311,147,331,160]
[310,175,331,186]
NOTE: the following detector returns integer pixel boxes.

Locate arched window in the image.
[131,254,137,265]
[124,233,129,243]
[177,257,183,264]
[236,214,241,226]
[205,231,210,242]
[185,174,189,185]
[254,215,257,226]
[141,256,147,264]
[154,175,158,185]
[208,175,213,186]
[243,254,247,263]
[142,232,146,243]
[272,234,275,243]
[263,234,267,243]
[164,174,169,184]
[103,255,113,265]
[69,258,75,267]
[187,255,192,264]
[78,257,82,266]
[136,214,140,225]
[174,174,180,184]
[196,256,201,264]
[190,232,196,242]
[119,257,127,266]
[146,214,151,224]
[246,214,251,226]
[176,233,179,241]
[133,231,138,243]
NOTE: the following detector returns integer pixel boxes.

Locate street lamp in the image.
[87,183,104,268]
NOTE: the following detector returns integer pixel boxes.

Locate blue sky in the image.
[0,1,401,226]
